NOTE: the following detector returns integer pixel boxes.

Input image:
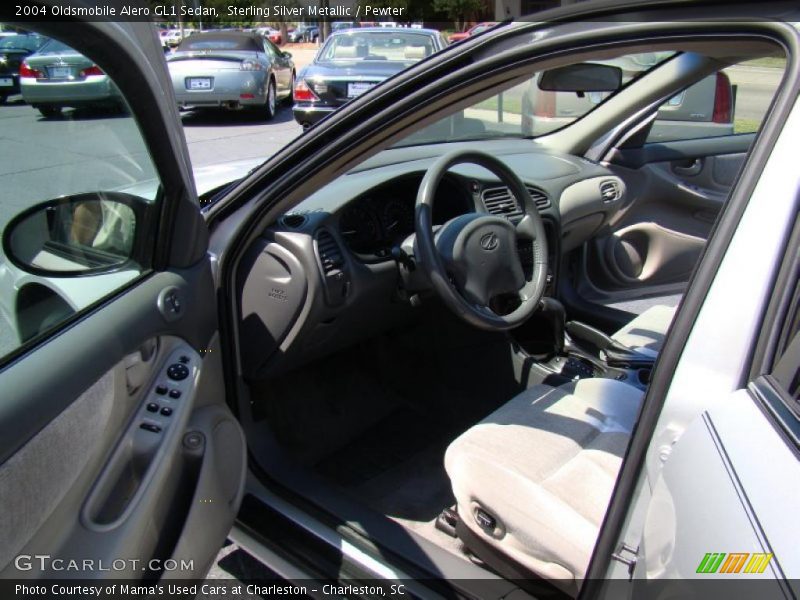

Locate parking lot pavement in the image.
[182,103,303,168]
[176,45,317,168]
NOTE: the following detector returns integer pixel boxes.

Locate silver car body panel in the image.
[605,44,800,587]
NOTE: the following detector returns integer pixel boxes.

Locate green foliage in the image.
[432,0,484,29]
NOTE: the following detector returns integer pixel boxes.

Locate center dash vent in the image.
[481,185,551,218]
[316,230,343,274]
[600,180,621,203]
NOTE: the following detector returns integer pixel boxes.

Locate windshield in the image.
[177,35,261,52]
[318,32,435,62]
[36,38,75,54]
[471,24,495,35]
[394,51,676,147]
[0,34,45,51]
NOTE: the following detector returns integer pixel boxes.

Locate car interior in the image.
[2,14,795,597]
[226,35,787,596]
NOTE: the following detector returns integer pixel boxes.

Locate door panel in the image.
[0,15,245,582]
[582,136,752,296]
[0,268,245,579]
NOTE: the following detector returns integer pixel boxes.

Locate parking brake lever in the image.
[566,320,655,368]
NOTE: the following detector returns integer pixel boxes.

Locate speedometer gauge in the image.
[339,205,380,254]
[381,199,414,241]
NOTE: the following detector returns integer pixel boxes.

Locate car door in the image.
[0,17,245,580]
[575,59,785,311]
[264,39,292,96]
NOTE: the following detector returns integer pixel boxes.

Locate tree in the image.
[432,0,484,31]
[269,0,300,45]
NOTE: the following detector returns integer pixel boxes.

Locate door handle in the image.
[672,158,704,177]
[124,339,158,394]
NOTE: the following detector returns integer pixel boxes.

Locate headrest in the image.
[404,46,427,59]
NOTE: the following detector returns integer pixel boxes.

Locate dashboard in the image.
[338,174,472,258]
[237,140,627,380]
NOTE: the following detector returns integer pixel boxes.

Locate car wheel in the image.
[265,78,277,120]
[38,106,62,119]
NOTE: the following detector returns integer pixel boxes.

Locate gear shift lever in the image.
[538,297,566,356]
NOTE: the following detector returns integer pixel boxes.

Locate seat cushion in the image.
[611,304,677,353]
[444,378,643,594]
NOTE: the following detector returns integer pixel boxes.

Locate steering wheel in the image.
[414,150,548,331]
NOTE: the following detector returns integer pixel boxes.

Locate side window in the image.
[0,25,160,361]
[646,57,786,143]
[263,39,280,59]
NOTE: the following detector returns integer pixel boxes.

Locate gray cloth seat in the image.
[611,304,677,355]
[445,378,644,595]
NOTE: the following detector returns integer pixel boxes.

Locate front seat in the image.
[611,304,677,355]
[445,378,643,595]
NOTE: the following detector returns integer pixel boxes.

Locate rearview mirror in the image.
[3,192,147,276]
[538,63,623,93]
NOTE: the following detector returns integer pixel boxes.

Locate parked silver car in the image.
[167,31,294,120]
[19,38,122,118]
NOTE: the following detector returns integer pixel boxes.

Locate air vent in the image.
[282,213,307,228]
[316,230,343,274]
[600,180,621,203]
[526,186,551,210]
[481,185,550,217]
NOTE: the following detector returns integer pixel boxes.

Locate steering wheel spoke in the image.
[516,214,539,240]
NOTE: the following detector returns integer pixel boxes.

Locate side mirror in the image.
[3,192,150,276]
[538,63,623,93]
[282,51,292,59]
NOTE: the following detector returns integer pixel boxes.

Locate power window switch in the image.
[155,385,168,395]
[146,402,159,413]
[140,423,162,434]
[160,406,173,417]
[169,389,182,399]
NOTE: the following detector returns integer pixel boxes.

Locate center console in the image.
[511,298,655,390]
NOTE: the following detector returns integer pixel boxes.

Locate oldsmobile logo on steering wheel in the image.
[480,232,499,251]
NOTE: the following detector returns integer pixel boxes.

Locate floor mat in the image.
[315,406,441,486]
[355,441,455,524]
